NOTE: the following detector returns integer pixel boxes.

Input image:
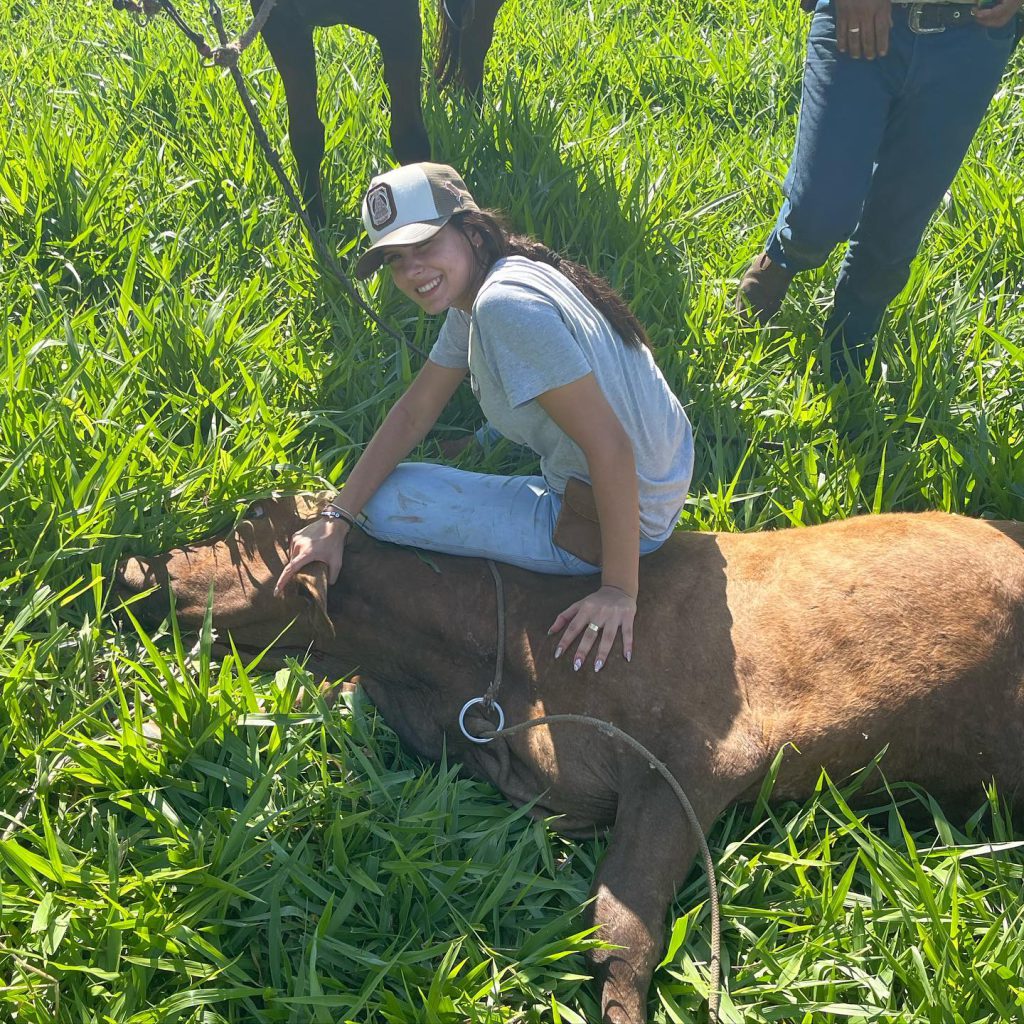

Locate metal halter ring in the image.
[458,697,505,744]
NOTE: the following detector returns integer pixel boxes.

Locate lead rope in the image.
[481,558,506,706]
[110,0,418,352]
[461,560,723,1022]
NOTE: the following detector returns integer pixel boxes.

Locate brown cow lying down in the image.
[115,495,1024,1024]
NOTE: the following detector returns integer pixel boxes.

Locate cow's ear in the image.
[294,562,336,643]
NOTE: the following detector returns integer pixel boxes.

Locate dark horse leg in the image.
[436,0,506,96]
[348,1,431,165]
[259,1,327,225]
[258,0,497,225]
[259,0,430,225]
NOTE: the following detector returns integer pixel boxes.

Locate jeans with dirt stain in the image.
[764,0,1018,374]
[358,462,664,575]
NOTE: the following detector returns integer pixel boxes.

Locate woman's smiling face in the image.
[382,223,483,314]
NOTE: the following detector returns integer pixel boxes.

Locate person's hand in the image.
[835,0,892,59]
[972,0,1022,28]
[548,585,637,673]
[274,517,347,597]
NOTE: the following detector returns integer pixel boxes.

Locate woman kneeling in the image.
[276,163,693,672]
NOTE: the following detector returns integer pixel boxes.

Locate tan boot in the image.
[735,252,795,326]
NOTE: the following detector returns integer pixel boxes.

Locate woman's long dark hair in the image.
[451,209,651,350]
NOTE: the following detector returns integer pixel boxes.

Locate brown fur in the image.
[116,497,1024,1023]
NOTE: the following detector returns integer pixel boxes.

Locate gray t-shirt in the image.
[429,256,693,541]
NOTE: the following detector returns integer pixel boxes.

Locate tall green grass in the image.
[1,0,1022,1019]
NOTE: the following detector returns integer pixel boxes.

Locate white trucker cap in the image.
[355,162,480,278]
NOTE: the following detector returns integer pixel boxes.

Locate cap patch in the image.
[367,182,397,231]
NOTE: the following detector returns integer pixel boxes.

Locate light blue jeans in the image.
[359,462,664,575]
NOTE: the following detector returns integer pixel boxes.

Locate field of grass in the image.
[2,0,1023,1019]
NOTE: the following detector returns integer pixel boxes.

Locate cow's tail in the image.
[436,0,473,89]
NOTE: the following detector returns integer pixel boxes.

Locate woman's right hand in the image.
[274,517,348,597]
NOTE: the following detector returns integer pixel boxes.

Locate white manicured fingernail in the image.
[624,650,632,663]
[594,659,603,673]
[554,646,562,659]
[573,658,581,672]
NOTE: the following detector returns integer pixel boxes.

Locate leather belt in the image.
[892,1,977,33]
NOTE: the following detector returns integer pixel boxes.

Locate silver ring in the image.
[586,622,600,633]
[849,26,861,32]
[458,697,504,744]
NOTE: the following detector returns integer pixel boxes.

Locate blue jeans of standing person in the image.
[764,1,1018,376]
[358,462,666,574]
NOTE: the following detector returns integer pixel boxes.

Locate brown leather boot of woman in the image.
[735,252,795,326]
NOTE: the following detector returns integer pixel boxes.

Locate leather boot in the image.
[735,252,795,326]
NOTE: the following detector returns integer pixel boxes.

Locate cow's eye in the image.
[247,503,266,520]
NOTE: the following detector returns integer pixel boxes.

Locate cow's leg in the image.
[376,2,431,164]
[588,771,725,1024]
[454,0,504,98]
[261,13,326,225]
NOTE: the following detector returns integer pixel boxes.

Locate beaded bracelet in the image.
[320,502,358,528]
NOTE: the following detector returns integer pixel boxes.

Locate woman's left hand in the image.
[549,585,637,673]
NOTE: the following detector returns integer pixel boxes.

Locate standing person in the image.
[736,0,1021,380]
[276,163,693,672]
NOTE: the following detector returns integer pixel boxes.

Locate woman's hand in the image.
[274,517,348,598]
[548,585,638,673]
[835,0,892,60]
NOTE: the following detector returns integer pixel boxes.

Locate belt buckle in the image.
[908,3,946,33]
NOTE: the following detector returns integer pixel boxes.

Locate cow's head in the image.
[114,494,334,650]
